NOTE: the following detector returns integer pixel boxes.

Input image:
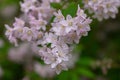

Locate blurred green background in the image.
[0,0,120,80]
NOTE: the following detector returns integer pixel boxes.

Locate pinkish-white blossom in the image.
[5,25,18,46]
[83,0,120,21]
[20,0,37,13]
[34,62,56,78]
[53,10,65,22]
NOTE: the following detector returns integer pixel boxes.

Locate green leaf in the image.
[50,3,62,9]
[71,74,79,80]
[62,2,77,17]
[77,67,95,78]
[77,57,93,67]
[57,71,69,80]
[0,0,19,9]
[73,44,83,53]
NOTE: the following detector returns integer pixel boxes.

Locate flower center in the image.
[27,30,33,35]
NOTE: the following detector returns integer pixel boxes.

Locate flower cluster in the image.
[5,0,92,74]
[34,53,78,77]
[38,6,91,74]
[83,0,120,21]
[5,0,54,46]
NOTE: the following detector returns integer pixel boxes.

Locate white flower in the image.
[13,18,25,38]
[61,31,80,44]
[13,18,25,28]
[54,62,68,74]
[5,25,18,46]
[21,27,38,41]
[36,0,55,20]
[51,10,77,36]
[29,16,47,31]
[51,22,67,36]
[20,0,37,13]
[77,5,87,18]
[44,32,58,44]
[52,46,70,63]
[75,5,92,37]
[39,47,60,68]
[34,62,56,78]
[60,15,77,33]
[53,10,65,22]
